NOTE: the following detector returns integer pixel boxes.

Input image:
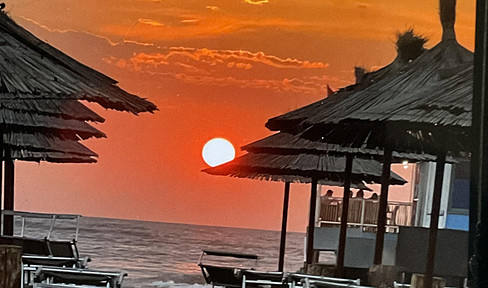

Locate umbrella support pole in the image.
[373,145,392,265]
[335,154,353,278]
[305,177,318,267]
[470,0,488,286]
[423,151,446,288]
[3,156,14,236]
[278,182,290,272]
[0,128,2,236]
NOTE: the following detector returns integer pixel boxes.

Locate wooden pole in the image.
[335,154,353,277]
[306,177,318,266]
[373,145,392,265]
[278,182,291,272]
[3,152,14,236]
[423,151,446,288]
[470,0,488,286]
[0,129,3,237]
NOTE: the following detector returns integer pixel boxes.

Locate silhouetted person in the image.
[370,192,379,200]
[356,189,364,198]
[325,189,333,197]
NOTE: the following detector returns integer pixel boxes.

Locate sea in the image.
[14,216,308,288]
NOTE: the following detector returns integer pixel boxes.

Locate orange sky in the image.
[3,0,476,232]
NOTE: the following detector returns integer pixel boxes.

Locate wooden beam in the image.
[423,151,446,288]
[374,145,392,265]
[3,154,14,236]
[470,0,488,286]
[306,177,318,266]
[335,154,353,277]
[278,182,290,272]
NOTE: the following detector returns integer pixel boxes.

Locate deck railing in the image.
[1,210,81,240]
[318,196,412,232]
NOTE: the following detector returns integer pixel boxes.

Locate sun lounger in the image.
[198,250,260,288]
[0,236,90,268]
[200,264,242,287]
[46,239,90,268]
[0,236,50,255]
[32,266,127,288]
[33,283,110,288]
[241,270,286,288]
[23,255,83,268]
[306,281,374,288]
[287,273,361,288]
[392,282,462,288]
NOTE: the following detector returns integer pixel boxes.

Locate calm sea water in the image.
[14,217,306,288]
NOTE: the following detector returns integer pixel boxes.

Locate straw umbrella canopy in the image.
[295,0,471,153]
[0,11,156,114]
[244,131,447,162]
[0,9,157,235]
[203,151,406,186]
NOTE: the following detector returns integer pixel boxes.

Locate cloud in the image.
[19,16,121,46]
[244,0,269,5]
[181,19,199,25]
[138,18,165,27]
[125,48,328,71]
[19,15,334,97]
[206,6,220,11]
[104,47,331,96]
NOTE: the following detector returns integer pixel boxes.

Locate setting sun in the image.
[202,138,236,167]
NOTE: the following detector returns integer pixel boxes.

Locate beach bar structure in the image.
[0,9,157,236]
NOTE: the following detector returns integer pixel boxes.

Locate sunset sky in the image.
[3,0,476,232]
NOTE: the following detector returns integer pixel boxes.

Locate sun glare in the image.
[202,138,236,167]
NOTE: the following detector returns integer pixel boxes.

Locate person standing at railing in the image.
[320,190,339,224]
[356,189,365,198]
[365,193,380,227]
[325,190,333,197]
[348,190,365,224]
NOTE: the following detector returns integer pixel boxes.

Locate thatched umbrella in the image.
[262,31,436,275]
[0,9,157,235]
[203,142,407,273]
[264,0,471,284]
[241,131,442,275]
[281,1,471,286]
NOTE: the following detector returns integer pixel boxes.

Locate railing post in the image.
[360,198,366,230]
